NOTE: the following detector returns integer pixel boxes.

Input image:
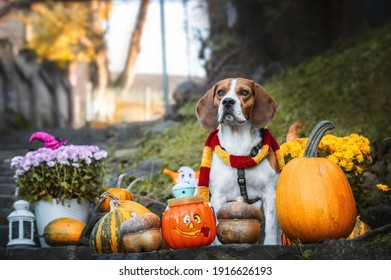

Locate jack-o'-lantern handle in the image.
[303,120,335,158]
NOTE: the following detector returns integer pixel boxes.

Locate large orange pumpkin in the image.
[162,195,216,249]
[276,120,357,243]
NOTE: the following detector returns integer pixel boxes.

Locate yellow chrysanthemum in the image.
[281,132,371,175]
[376,184,390,192]
[354,166,363,175]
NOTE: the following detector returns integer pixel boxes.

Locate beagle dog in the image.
[196,77,281,245]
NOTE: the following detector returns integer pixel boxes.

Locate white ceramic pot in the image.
[34,198,91,247]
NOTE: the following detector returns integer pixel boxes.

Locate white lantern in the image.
[7,200,36,247]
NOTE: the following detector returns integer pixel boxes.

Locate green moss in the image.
[130,121,208,172]
[266,20,391,145]
[122,120,208,201]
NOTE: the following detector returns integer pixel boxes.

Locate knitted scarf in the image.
[198,128,285,188]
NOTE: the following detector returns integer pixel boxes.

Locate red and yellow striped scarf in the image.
[198,128,285,189]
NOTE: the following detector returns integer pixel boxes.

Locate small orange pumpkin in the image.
[43,218,86,246]
[281,232,292,246]
[276,120,357,243]
[100,175,142,212]
[161,195,216,249]
[347,216,371,240]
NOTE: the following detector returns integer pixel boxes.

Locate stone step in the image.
[0,225,9,248]
[0,129,106,149]
[0,123,148,151]
[0,164,15,177]
[0,184,16,196]
[0,164,13,173]
[0,149,29,161]
[1,241,391,260]
[0,176,14,185]
[0,195,16,212]
[0,209,10,226]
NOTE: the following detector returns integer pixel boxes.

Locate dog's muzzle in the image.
[222,98,235,108]
[221,98,236,121]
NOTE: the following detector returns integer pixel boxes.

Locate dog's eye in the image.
[217,90,225,97]
[240,90,249,96]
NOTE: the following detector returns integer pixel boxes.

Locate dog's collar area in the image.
[249,128,265,157]
[198,127,284,200]
[220,128,264,154]
[221,129,264,205]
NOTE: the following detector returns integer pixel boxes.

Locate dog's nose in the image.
[222,98,235,108]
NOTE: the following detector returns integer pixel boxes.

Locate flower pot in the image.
[34,198,91,247]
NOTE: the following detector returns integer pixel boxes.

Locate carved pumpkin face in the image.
[162,196,216,249]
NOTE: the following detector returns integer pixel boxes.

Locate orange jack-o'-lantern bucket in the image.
[162,195,216,249]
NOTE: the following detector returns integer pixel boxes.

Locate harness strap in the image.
[235,129,264,205]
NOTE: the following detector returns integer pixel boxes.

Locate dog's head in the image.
[196,78,277,130]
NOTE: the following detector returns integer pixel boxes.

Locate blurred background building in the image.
[0,0,389,131]
[0,0,208,130]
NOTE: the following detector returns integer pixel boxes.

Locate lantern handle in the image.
[303,120,335,158]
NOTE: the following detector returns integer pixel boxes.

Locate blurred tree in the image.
[205,0,390,84]
[26,2,102,65]
[25,0,150,123]
[0,0,32,20]
[20,1,111,127]
[115,0,150,95]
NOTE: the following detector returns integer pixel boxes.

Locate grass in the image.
[266,20,391,144]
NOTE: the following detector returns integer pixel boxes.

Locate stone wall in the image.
[0,39,72,131]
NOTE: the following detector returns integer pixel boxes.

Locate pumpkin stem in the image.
[303,120,335,158]
[126,177,144,191]
[100,192,121,210]
[116,174,127,188]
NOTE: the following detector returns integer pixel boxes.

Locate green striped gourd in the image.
[89,193,138,254]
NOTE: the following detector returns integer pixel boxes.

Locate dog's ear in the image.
[195,84,218,131]
[250,82,277,128]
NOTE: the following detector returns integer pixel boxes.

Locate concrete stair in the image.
[0,131,30,248]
